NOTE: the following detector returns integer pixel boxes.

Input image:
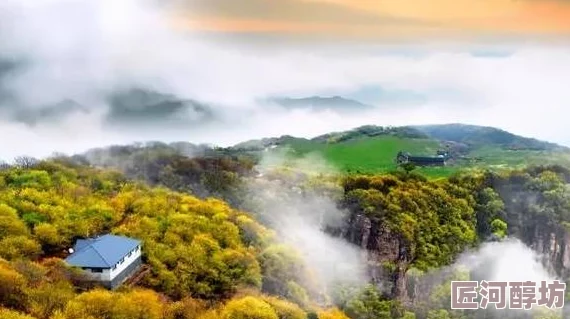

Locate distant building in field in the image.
[396,151,447,167]
[65,234,142,289]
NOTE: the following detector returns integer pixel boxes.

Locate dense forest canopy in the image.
[2,142,570,318]
[0,158,352,319]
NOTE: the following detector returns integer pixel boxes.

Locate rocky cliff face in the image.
[341,213,412,301]
[340,212,570,306]
[522,223,570,281]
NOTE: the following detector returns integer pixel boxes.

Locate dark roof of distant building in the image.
[408,156,445,162]
[65,234,141,268]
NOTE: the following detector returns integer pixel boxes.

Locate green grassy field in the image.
[272,136,570,178]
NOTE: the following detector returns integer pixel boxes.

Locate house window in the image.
[92,268,103,273]
[119,258,124,264]
[128,251,132,257]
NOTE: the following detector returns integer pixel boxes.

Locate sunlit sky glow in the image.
[1,0,570,160]
[175,0,570,40]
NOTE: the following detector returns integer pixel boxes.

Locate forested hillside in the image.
[3,149,570,318]
[0,159,348,319]
[68,124,570,183]
[338,166,570,318]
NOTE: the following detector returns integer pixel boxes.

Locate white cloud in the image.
[1,0,570,161]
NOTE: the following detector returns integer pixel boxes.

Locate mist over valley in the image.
[1,1,570,319]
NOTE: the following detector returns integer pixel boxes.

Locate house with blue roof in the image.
[65,234,142,289]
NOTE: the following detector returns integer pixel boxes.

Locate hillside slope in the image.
[5,151,570,319]
[412,123,566,151]
[0,159,350,319]
[231,124,570,177]
[72,124,570,179]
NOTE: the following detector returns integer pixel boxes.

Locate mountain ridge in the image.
[63,123,570,179]
[267,95,374,111]
[410,123,567,151]
[231,123,567,152]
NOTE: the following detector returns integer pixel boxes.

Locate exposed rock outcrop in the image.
[339,211,570,309]
[342,213,411,301]
[521,223,570,280]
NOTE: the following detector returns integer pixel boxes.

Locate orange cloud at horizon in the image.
[173,0,570,40]
[173,17,451,40]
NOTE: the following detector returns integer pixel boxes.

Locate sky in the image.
[176,0,570,40]
[1,0,570,160]
[178,0,570,40]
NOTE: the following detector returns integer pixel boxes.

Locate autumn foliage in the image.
[0,160,341,319]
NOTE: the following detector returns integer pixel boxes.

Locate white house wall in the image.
[109,245,141,281]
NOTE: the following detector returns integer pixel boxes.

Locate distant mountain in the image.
[73,123,570,179]
[0,58,92,126]
[227,123,570,177]
[104,88,216,127]
[270,96,373,112]
[411,124,567,151]
[232,123,567,151]
[310,125,427,143]
[12,99,90,126]
[231,135,308,152]
[231,125,429,152]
